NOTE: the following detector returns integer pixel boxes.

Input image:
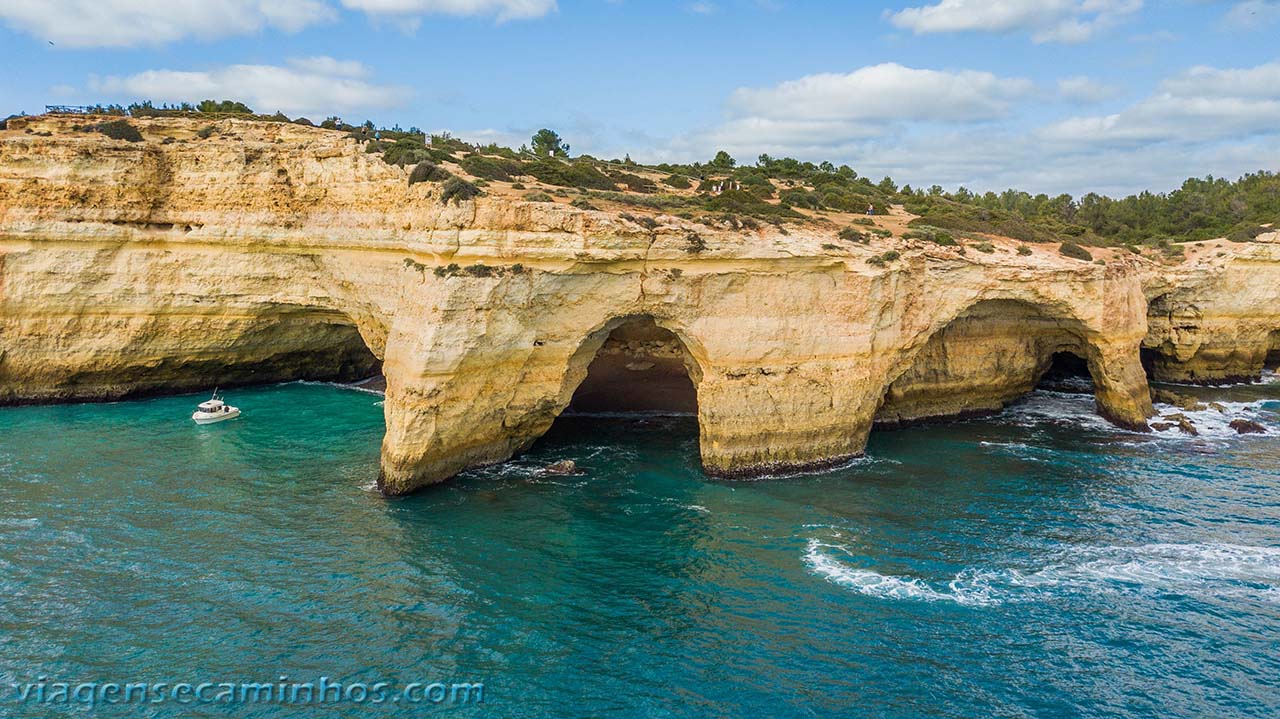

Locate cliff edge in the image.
[2,115,1277,494]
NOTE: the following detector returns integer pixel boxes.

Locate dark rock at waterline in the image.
[1151,422,1174,432]
[543,460,579,475]
[1229,419,1267,435]
[1159,413,1199,436]
[1152,389,1206,412]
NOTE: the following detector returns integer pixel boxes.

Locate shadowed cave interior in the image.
[1036,351,1095,392]
[567,317,699,415]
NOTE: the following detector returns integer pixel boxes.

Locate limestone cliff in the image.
[1,115,1276,495]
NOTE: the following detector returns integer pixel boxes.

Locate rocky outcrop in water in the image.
[2,115,1276,495]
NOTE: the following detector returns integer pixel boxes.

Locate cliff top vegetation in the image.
[10,100,1277,249]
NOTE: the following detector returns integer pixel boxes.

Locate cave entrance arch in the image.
[538,315,703,454]
[875,299,1109,426]
[181,308,382,393]
[1268,330,1280,371]
[569,317,699,414]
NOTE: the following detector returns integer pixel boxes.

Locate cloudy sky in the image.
[1,0,1278,196]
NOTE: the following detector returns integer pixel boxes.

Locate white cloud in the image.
[1057,76,1122,104]
[680,63,1031,156]
[1039,61,1280,146]
[642,60,1280,197]
[887,0,1143,43]
[1221,0,1280,29]
[339,0,556,21]
[0,0,334,47]
[729,63,1032,124]
[286,56,372,79]
[89,57,408,117]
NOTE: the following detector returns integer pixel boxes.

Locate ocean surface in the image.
[1,377,1278,718]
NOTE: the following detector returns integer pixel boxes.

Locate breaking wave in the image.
[805,539,1280,607]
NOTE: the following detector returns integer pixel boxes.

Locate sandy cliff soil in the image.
[2,115,1277,494]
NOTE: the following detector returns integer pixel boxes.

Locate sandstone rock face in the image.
[0,115,1272,495]
[1142,233,1280,383]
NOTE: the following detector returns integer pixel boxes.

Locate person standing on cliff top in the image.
[867,203,875,216]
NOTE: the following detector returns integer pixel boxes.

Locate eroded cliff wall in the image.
[1,115,1274,495]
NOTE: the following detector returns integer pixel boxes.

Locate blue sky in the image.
[2,0,1279,196]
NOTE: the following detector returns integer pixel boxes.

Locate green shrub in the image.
[663,174,691,190]
[867,250,901,267]
[838,227,869,243]
[973,241,996,253]
[461,154,522,182]
[197,99,252,114]
[586,191,700,213]
[1059,241,1093,261]
[89,119,143,142]
[904,197,1059,244]
[510,182,526,190]
[571,198,598,210]
[409,161,451,186]
[524,191,555,202]
[609,170,658,193]
[685,232,708,254]
[382,136,451,167]
[1017,245,1032,256]
[440,177,480,205]
[705,189,802,220]
[1226,224,1269,242]
[853,217,876,226]
[870,228,892,238]
[523,159,616,191]
[904,228,956,246]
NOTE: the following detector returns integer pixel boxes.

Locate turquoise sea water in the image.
[1,381,1278,718]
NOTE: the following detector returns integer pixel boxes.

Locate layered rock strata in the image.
[2,115,1274,495]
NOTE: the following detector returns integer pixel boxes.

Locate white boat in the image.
[192,391,241,425]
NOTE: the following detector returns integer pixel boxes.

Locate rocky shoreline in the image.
[2,115,1277,495]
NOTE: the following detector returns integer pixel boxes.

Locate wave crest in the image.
[805,540,1280,606]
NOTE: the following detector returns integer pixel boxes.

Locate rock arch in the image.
[562,315,702,415]
[875,298,1153,430]
[375,287,719,495]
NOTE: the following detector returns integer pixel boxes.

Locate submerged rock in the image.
[1158,413,1199,435]
[543,460,579,475]
[1229,419,1267,435]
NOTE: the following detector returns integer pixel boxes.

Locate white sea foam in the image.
[804,540,1003,606]
[290,379,386,397]
[1001,389,1274,440]
[1148,399,1272,440]
[1158,369,1280,388]
[1002,390,1117,431]
[805,540,1280,606]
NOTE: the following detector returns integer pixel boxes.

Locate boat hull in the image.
[192,408,241,425]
